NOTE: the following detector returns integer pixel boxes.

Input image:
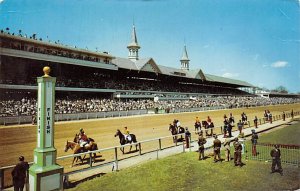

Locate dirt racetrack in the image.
[0,103,299,179]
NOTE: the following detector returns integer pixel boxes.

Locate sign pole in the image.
[29,66,63,191]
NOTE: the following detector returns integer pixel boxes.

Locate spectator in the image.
[282,111,286,121]
[185,127,191,148]
[251,129,258,156]
[270,145,283,175]
[254,116,258,128]
[237,120,243,134]
[223,138,231,162]
[11,156,29,191]
[197,131,206,160]
[213,135,222,163]
[233,137,242,167]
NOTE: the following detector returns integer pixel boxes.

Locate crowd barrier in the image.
[244,142,300,166]
[0,110,148,126]
[0,104,255,125]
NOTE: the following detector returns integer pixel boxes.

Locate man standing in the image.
[198,131,207,160]
[251,130,258,156]
[237,120,243,134]
[227,123,233,137]
[254,116,258,128]
[282,111,286,121]
[11,156,29,191]
[185,127,191,148]
[270,145,283,175]
[224,138,231,162]
[233,138,242,166]
[213,135,222,162]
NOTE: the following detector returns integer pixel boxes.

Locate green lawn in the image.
[68,121,300,191]
[258,120,300,145]
[243,120,300,164]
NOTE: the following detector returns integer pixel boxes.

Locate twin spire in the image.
[180,45,190,71]
[127,25,140,61]
[127,24,190,71]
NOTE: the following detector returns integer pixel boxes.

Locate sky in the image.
[0,0,300,93]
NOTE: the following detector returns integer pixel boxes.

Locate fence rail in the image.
[1,104,298,125]
[244,142,300,166]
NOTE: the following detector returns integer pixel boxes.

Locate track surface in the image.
[1,104,299,171]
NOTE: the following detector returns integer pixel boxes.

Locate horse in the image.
[65,138,99,167]
[73,133,98,158]
[169,124,178,143]
[64,141,84,167]
[177,126,185,142]
[114,129,138,154]
[194,121,201,134]
[202,121,214,137]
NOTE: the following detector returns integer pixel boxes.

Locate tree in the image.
[273,86,288,93]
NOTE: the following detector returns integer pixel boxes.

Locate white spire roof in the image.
[181,45,189,61]
[127,25,140,48]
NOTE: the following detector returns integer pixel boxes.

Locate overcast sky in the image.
[1,0,299,93]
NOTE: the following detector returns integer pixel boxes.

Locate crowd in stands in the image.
[1,75,251,96]
[1,96,299,117]
[1,29,112,65]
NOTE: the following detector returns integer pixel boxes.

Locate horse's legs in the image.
[120,147,124,154]
[129,145,132,152]
[93,153,97,163]
[71,157,76,167]
[79,156,83,164]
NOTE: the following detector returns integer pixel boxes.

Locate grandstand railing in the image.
[0,111,298,189]
[0,106,228,125]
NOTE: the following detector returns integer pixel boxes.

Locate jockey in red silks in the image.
[79,128,88,147]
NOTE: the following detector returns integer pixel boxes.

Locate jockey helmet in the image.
[19,156,24,161]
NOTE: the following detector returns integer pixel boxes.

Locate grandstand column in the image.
[29,66,63,191]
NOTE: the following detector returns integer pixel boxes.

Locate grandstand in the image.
[2,25,299,121]
[0,25,253,101]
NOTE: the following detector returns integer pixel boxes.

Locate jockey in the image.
[79,128,88,147]
[207,116,212,126]
[195,117,201,132]
[123,126,132,142]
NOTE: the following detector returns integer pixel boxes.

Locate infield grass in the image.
[68,120,300,191]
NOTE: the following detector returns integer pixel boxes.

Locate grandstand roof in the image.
[204,74,253,87]
[111,57,253,87]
